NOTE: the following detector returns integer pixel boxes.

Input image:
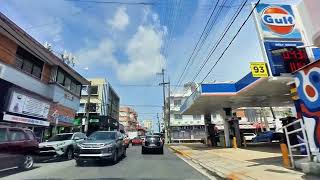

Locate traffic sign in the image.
[250,62,269,77]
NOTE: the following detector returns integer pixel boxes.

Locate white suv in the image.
[39,132,86,159]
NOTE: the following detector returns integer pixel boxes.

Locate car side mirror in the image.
[74,137,80,141]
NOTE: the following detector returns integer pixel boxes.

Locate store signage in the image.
[254,4,302,40]
[294,60,320,155]
[250,62,269,77]
[264,41,310,76]
[8,92,50,119]
[3,114,50,126]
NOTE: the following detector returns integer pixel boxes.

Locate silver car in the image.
[39,132,86,160]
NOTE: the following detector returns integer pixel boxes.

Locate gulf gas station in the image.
[178,1,320,172]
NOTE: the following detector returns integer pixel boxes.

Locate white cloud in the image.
[107,7,129,31]
[76,38,118,69]
[76,9,166,82]
[117,25,165,82]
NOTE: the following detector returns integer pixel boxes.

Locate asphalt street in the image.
[0,146,212,180]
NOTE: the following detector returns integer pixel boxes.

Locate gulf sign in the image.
[254,4,302,40]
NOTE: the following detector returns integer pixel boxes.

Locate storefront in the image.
[0,80,51,141]
[45,104,76,139]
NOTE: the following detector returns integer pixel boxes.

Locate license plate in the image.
[149,144,156,146]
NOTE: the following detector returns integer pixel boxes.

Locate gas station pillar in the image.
[223,108,232,147]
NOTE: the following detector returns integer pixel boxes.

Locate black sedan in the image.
[74,131,126,166]
[142,135,163,154]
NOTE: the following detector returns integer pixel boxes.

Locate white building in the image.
[143,120,153,131]
[169,85,206,142]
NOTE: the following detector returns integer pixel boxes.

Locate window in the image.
[0,128,7,142]
[9,129,27,141]
[16,47,43,78]
[25,130,36,140]
[64,77,71,90]
[174,114,182,120]
[90,86,98,95]
[174,99,182,106]
[57,70,65,85]
[193,115,201,120]
[56,68,82,96]
[32,64,42,78]
[22,59,33,74]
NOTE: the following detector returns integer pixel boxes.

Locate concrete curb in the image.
[168,146,254,180]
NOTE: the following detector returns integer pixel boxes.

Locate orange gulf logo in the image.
[261,6,295,35]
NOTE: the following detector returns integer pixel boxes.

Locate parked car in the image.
[131,137,143,146]
[252,131,284,143]
[142,135,163,154]
[0,126,39,171]
[243,133,256,141]
[39,132,86,160]
[74,131,126,166]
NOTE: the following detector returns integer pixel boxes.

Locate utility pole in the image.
[157,68,170,143]
[157,113,160,132]
[84,82,91,134]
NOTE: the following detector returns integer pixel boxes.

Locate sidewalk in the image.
[168,143,318,180]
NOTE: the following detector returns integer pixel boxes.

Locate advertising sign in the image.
[254,3,302,40]
[294,60,320,155]
[8,92,50,119]
[3,114,50,126]
[250,62,269,77]
[264,41,310,76]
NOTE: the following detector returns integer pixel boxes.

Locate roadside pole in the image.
[84,82,91,134]
[158,68,170,143]
[157,113,161,132]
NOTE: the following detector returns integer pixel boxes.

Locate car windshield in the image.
[47,134,73,142]
[88,132,116,140]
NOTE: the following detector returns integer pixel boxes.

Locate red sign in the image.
[281,48,310,73]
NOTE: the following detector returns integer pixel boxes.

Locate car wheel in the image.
[76,159,84,166]
[19,155,34,170]
[66,147,74,160]
[112,150,118,164]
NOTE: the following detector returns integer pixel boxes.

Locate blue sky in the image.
[0,0,299,131]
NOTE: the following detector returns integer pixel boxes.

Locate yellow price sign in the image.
[250,62,269,77]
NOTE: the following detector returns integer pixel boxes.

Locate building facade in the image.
[169,89,206,142]
[119,107,138,132]
[77,78,120,131]
[0,13,89,141]
[143,120,153,131]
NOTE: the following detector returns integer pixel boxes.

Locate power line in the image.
[190,0,248,83]
[177,0,229,87]
[183,0,261,103]
[173,0,221,93]
[64,0,154,5]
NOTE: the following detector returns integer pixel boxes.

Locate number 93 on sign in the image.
[250,62,269,78]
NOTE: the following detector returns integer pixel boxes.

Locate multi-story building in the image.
[119,107,138,132]
[77,78,120,130]
[143,120,153,131]
[0,13,89,141]
[169,84,206,142]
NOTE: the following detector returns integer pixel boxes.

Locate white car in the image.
[243,133,256,141]
[39,132,86,159]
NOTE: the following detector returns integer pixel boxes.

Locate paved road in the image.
[1,146,211,180]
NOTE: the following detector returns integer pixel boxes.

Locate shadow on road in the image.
[35,156,69,163]
[0,166,40,178]
[77,156,127,167]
